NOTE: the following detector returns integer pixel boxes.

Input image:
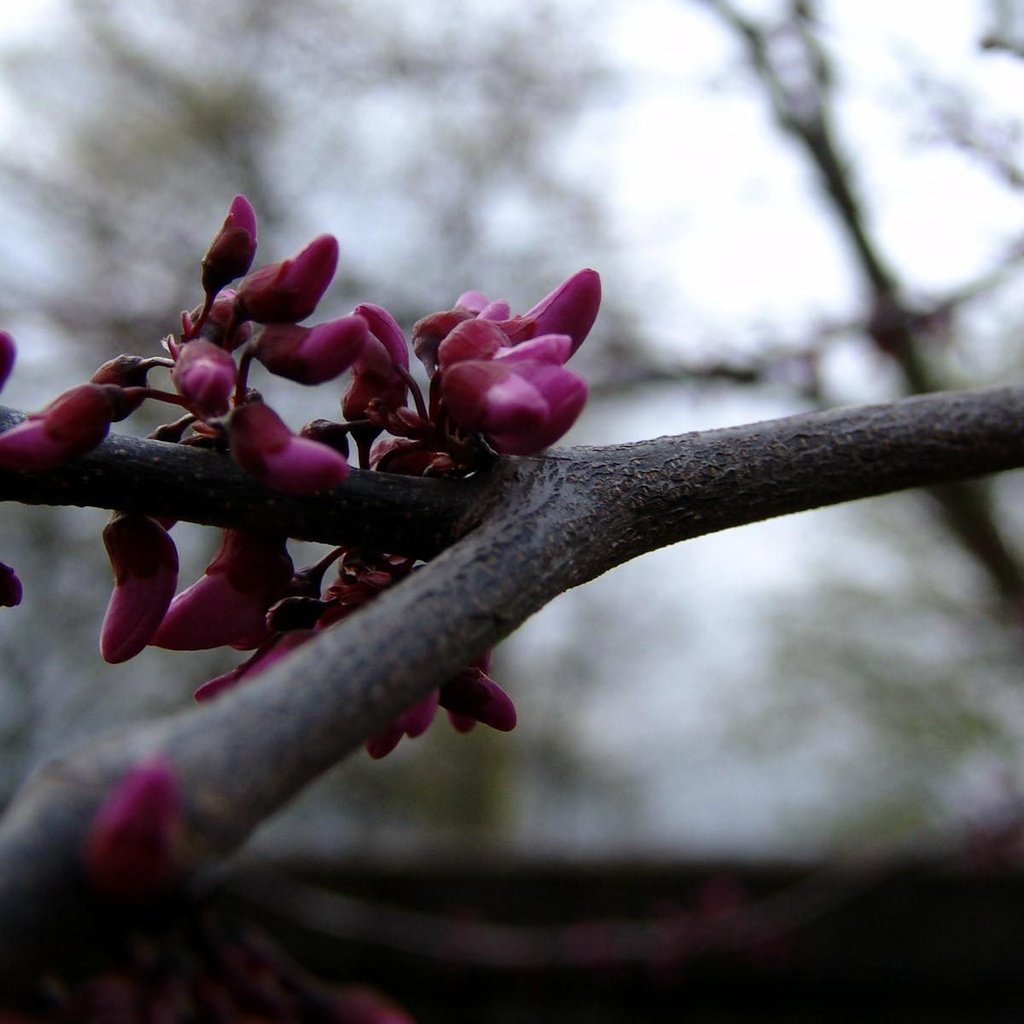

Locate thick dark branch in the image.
[0,406,485,559]
[0,385,1022,987]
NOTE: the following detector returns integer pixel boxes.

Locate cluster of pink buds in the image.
[0,196,601,757]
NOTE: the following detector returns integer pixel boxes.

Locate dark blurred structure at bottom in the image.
[219,857,1024,1023]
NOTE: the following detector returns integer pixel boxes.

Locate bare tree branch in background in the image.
[700,0,1024,610]
[0,0,618,358]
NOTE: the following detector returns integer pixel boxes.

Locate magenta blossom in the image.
[342,303,410,419]
[413,268,600,375]
[100,514,179,664]
[252,315,369,385]
[0,383,120,472]
[523,267,601,356]
[201,194,258,296]
[84,758,181,901]
[441,334,587,455]
[171,338,236,419]
[234,233,339,324]
[150,529,293,651]
[229,401,350,493]
[440,656,517,733]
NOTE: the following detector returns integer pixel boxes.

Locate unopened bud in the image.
[229,401,350,494]
[85,758,181,901]
[523,268,601,356]
[0,383,117,471]
[201,194,258,296]
[171,339,237,419]
[253,315,368,385]
[235,234,339,324]
[100,515,179,663]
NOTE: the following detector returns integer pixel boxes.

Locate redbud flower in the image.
[252,315,369,385]
[523,268,601,356]
[342,303,410,418]
[150,529,293,650]
[171,339,236,419]
[0,331,15,392]
[99,514,179,664]
[0,383,118,472]
[234,233,339,324]
[441,337,587,455]
[201,194,258,296]
[455,290,489,313]
[440,665,517,732]
[84,758,181,901]
[229,401,349,493]
[0,561,22,607]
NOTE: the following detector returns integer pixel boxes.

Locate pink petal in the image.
[523,268,601,356]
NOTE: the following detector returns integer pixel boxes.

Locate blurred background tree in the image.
[1,0,1024,865]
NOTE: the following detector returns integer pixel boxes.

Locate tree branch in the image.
[0,384,1022,988]
[0,406,485,559]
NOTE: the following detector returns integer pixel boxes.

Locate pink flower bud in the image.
[398,689,439,738]
[150,529,293,650]
[440,669,517,732]
[201,194,258,296]
[0,331,15,392]
[523,268,601,356]
[84,758,181,901]
[235,233,339,324]
[497,332,574,366]
[478,299,512,320]
[441,351,587,455]
[229,401,349,493]
[0,561,22,607]
[455,290,490,313]
[365,725,404,760]
[355,303,409,370]
[171,339,237,419]
[341,304,410,418]
[0,383,117,471]
[252,315,369,385]
[100,515,179,663]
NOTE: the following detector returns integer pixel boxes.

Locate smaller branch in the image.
[0,406,484,559]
